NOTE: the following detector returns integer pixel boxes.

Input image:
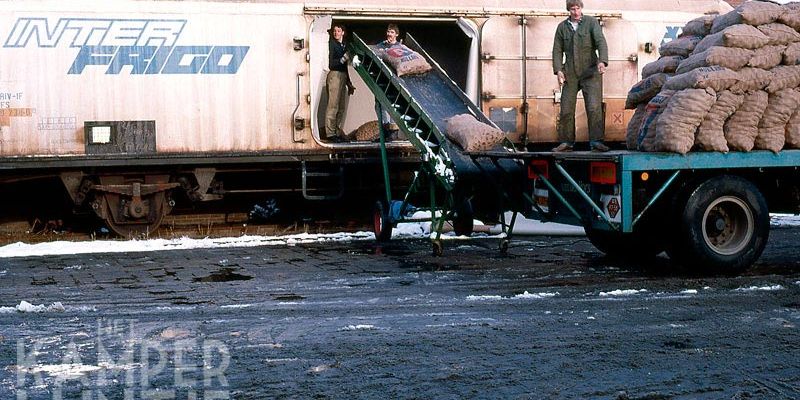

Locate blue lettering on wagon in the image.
[660,26,681,46]
[3,18,249,75]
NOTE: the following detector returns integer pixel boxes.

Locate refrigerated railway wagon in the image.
[0,0,731,235]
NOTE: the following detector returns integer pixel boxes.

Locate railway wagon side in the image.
[0,0,731,235]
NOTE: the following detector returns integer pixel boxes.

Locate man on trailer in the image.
[552,0,609,152]
[325,23,356,143]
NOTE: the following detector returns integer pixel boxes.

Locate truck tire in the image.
[373,201,393,242]
[669,175,769,274]
[585,227,665,260]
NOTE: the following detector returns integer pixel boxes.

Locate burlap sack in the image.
[625,73,670,109]
[654,88,716,154]
[748,44,786,70]
[754,88,800,152]
[778,10,800,31]
[693,32,724,54]
[378,45,432,77]
[444,113,505,151]
[681,15,716,37]
[711,1,782,33]
[730,67,773,93]
[724,90,769,151]
[765,65,800,93]
[785,95,800,148]
[642,56,684,79]
[694,25,771,54]
[758,23,800,45]
[664,66,740,92]
[696,90,744,152]
[626,104,647,150]
[676,47,753,74]
[351,120,380,141]
[638,90,676,151]
[784,42,800,65]
[724,24,772,49]
[660,35,703,57]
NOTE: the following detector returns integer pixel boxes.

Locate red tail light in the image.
[589,161,616,184]
[528,159,549,180]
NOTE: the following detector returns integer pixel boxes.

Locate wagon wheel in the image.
[92,179,177,238]
[101,195,168,237]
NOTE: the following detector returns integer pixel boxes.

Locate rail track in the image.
[0,210,373,246]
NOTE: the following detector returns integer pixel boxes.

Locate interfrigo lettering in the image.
[3,17,249,75]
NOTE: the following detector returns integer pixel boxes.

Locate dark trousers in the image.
[558,72,604,143]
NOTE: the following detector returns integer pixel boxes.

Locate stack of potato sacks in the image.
[627,1,800,154]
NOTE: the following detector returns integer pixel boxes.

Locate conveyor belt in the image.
[348,33,521,187]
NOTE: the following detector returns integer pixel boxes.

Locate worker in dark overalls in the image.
[552,0,610,152]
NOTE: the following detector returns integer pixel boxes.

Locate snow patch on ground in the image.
[771,213,800,227]
[599,289,648,297]
[514,291,559,299]
[735,285,783,292]
[467,291,558,301]
[490,212,585,236]
[466,295,503,301]
[26,363,101,378]
[0,301,65,313]
[0,231,376,258]
[23,362,138,379]
[0,211,591,259]
[340,324,377,331]
[680,289,699,294]
[220,304,253,309]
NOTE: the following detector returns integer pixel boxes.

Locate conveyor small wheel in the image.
[431,240,443,256]
[373,201,393,242]
[499,239,509,254]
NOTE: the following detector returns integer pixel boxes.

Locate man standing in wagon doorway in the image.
[325,23,355,143]
[552,0,609,152]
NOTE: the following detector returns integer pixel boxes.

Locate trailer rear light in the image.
[528,159,549,180]
[589,162,616,184]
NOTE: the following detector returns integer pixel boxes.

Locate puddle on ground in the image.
[193,268,253,283]
[271,293,305,301]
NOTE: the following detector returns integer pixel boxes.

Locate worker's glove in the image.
[352,55,361,68]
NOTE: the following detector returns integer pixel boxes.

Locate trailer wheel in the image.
[432,240,443,256]
[671,176,769,274]
[499,239,509,254]
[452,199,474,237]
[373,201,393,242]
[585,227,665,260]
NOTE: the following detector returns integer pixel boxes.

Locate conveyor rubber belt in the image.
[349,33,521,184]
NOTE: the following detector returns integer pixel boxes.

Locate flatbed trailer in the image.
[471,149,800,273]
[349,24,794,274]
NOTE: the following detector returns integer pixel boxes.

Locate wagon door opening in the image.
[308,15,479,144]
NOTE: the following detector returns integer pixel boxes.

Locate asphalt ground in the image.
[1,227,800,399]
